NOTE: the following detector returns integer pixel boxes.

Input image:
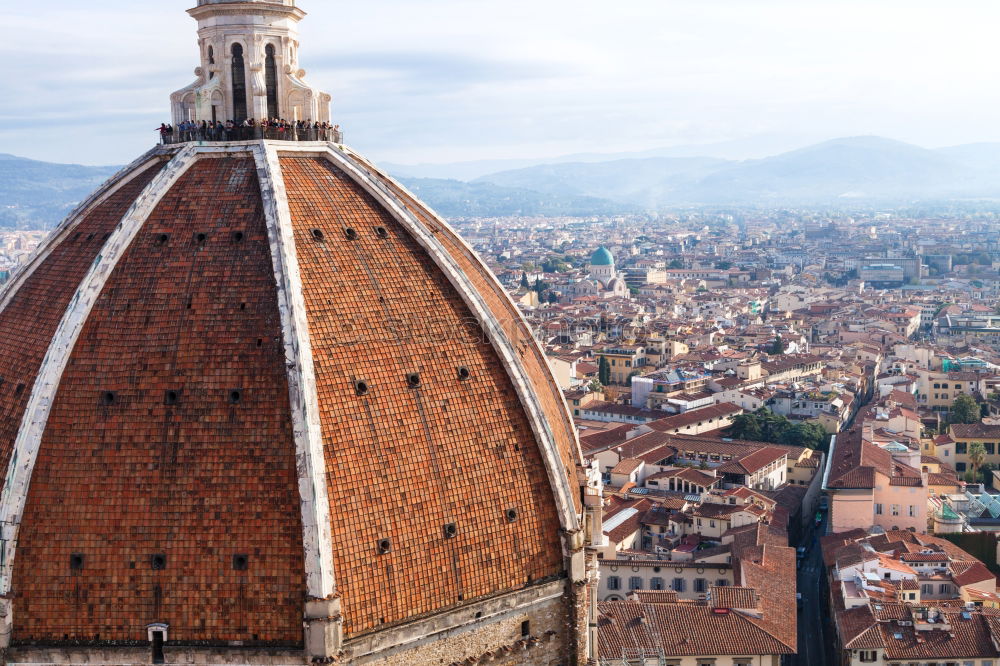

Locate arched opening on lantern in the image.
[231,43,248,122]
[265,44,279,120]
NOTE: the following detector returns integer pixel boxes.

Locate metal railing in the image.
[159,126,343,145]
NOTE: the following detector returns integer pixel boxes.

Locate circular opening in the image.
[443,523,458,538]
[195,233,207,244]
[377,538,391,554]
[457,366,471,381]
[232,231,245,243]
[475,611,483,619]
[506,508,518,523]
[311,228,325,242]
[165,391,178,405]
[156,233,169,245]
[344,228,358,240]
[70,554,84,570]
[229,390,242,404]
[151,554,166,570]
[355,380,370,396]
[406,373,421,388]
[375,226,389,239]
[101,391,116,406]
[233,554,249,571]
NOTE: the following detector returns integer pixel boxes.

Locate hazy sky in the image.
[2,0,999,166]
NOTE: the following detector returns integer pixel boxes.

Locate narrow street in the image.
[794,510,830,666]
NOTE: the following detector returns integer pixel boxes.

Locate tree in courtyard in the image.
[950,394,981,425]
[726,413,764,441]
[668,259,684,269]
[969,441,987,486]
[598,356,612,386]
[770,335,786,355]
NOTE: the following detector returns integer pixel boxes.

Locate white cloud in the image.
[1,0,999,165]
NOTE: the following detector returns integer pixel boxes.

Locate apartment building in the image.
[825,428,929,534]
[824,529,1000,666]
[598,524,796,665]
[936,423,1000,477]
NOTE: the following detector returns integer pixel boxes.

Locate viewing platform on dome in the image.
[158,123,343,145]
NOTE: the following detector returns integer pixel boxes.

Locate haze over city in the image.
[3,0,1000,166]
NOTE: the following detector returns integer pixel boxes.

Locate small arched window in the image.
[207,45,215,64]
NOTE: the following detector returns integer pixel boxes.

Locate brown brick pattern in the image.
[280,155,565,638]
[341,151,583,515]
[13,156,305,645]
[0,161,165,487]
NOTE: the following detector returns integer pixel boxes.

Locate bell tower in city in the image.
[171,0,332,124]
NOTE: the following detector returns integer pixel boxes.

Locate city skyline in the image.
[3,0,1000,166]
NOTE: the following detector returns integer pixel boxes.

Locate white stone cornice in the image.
[187,3,306,21]
[252,143,337,600]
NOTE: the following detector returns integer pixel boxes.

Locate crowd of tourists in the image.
[158,118,342,144]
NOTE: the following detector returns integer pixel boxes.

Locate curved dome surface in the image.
[0,142,591,663]
[590,247,614,266]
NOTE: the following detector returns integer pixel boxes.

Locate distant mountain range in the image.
[3,137,1000,228]
[0,154,119,230]
[468,137,1000,208]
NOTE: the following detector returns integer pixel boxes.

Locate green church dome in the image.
[590,246,614,266]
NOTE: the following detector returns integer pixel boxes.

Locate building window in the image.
[921,584,933,594]
[874,504,883,515]
[987,443,996,455]
[651,577,664,590]
[891,504,900,516]
[629,576,643,591]
[909,505,917,517]
[957,443,968,455]
[672,578,686,592]
[717,579,729,586]
[858,651,877,662]
[939,584,950,594]
[607,576,620,591]
[694,578,708,593]
[956,462,967,472]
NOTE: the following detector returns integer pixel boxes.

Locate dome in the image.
[590,246,614,266]
[0,142,596,664]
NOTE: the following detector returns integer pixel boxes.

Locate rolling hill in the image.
[4,137,1000,228]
